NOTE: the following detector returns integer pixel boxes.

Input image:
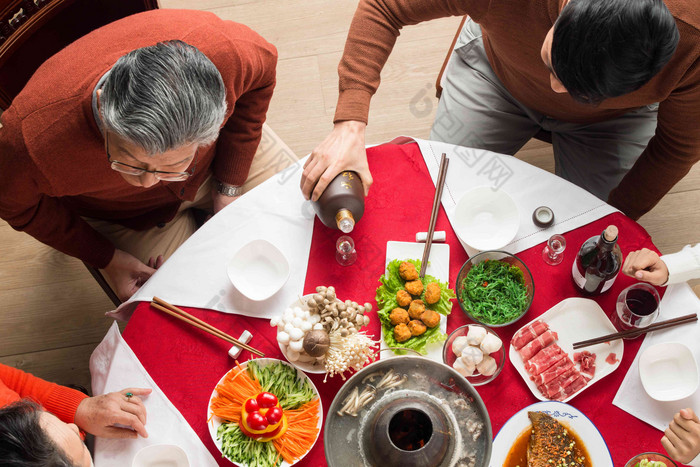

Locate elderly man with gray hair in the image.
[0,9,278,301]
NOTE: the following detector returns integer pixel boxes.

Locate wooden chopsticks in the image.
[572,313,698,350]
[420,153,450,278]
[150,297,264,357]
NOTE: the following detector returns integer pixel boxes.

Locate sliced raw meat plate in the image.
[518,330,559,361]
[511,319,549,350]
[531,358,574,386]
[574,350,596,380]
[526,344,566,376]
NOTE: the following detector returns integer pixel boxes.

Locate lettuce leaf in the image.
[375,259,455,355]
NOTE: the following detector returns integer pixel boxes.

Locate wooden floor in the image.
[1,0,698,392]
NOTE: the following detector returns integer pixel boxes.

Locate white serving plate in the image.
[278,295,326,374]
[490,401,612,467]
[207,358,323,467]
[227,239,290,301]
[379,241,450,362]
[453,187,519,251]
[639,342,699,401]
[509,297,624,402]
[132,444,189,467]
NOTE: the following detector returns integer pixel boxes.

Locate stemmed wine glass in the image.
[336,235,357,266]
[542,234,566,266]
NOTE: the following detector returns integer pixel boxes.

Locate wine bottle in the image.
[572,225,622,295]
[312,171,365,233]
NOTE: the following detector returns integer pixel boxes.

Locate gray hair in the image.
[100,40,227,155]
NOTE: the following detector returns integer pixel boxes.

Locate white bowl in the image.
[453,187,519,251]
[639,342,699,401]
[132,444,189,467]
[227,239,290,301]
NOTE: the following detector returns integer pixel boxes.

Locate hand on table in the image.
[74,388,152,439]
[301,120,371,201]
[622,248,669,286]
[662,408,700,464]
[103,249,161,301]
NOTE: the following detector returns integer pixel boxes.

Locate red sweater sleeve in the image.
[0,107,116,268]
[0,364,88,424]
[334,0,484,124]
[210,29,278,186]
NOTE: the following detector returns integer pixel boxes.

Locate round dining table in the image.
[122,141,679,466]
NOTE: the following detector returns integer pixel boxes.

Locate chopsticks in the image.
[420,153,450,278]
[150,297,264,357]
[572,313,698,350]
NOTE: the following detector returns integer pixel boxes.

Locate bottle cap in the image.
[604,225,618,241]
[336,209,355,233]
[532,206,554,228]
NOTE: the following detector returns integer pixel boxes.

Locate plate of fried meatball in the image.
[379,241,451,362]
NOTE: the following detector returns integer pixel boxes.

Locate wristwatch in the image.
[215,180,244,197]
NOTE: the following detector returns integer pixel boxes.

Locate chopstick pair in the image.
[150,297,264,357]
[420,153,450,278]
[572,313,698,350]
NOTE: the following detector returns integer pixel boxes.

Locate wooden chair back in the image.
[0,0,158,110]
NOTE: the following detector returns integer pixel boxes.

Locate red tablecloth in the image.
[124,142,674,466]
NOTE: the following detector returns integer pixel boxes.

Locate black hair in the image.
[551,0,679,105]
[0,401,77,467]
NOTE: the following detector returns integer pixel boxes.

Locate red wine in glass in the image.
[626,288,658,316]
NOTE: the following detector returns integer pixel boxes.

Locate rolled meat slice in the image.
[525,344,566,376]
[518,330,558,362]
[531,358,574,386]
[511,319,549,350]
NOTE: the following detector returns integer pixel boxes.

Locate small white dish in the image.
[132,444,189,467]
[453,186,519,251]
[227,239,290,301]
[639,342,699,401]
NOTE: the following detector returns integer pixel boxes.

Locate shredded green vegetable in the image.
[217,423,281,467]
[459,259,528,325]
[375,259,455,354]
[246,360,314,410]
[216,361,316,466]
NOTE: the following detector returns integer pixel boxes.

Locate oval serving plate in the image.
[207,358,323,467]
[490,401,612,467]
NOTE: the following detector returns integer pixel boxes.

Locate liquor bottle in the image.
[572,225,623,295]
[312,171,365,233]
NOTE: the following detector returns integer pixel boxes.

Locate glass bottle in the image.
[572,225,623,295]
[312,171,365,233]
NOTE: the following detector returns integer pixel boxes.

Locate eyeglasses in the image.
[105,132,196,182]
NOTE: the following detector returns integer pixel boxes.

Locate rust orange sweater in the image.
[0,363,88,425]
[0,9,277,268]
[334,0,700,220]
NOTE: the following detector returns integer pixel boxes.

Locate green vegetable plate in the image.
[207,358,323,467]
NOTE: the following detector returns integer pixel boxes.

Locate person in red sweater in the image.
[301,0,699,221]
[0,363,151,466]
[0,9,278,301]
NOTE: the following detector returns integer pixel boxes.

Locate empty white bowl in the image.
[132,444,189,467]
[227,239,290,301]
[453,187,519,251]
[639,342,699,401]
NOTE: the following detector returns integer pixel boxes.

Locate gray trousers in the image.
[430,19,658,201]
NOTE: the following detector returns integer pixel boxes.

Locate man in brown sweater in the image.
[0,10,278,301]
[301,0,700,221]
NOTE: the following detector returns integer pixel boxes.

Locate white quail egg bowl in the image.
[442,324,506,386]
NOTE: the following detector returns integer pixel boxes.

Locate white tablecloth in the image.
[613,283,700,431]
[90,322,218,467]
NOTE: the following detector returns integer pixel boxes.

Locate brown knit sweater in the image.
[334,0,700,220]
[0,10,277,268]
